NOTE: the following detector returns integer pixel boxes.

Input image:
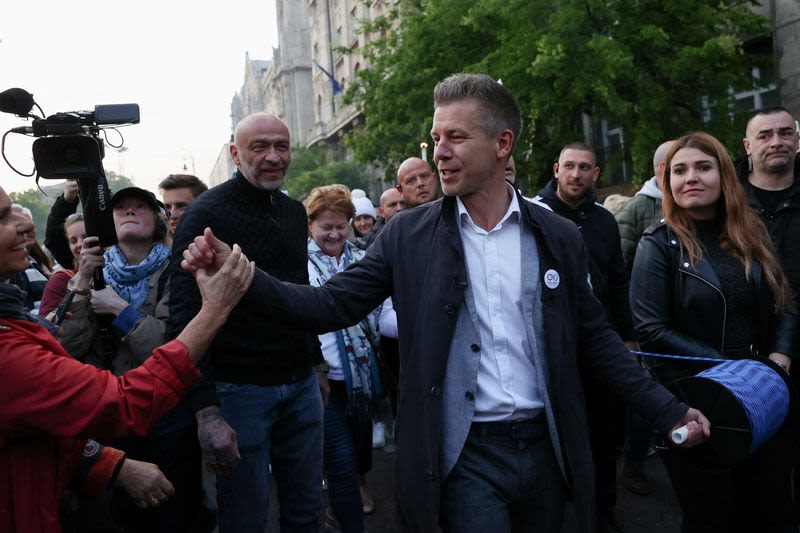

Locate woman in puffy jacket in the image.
[630,131,796,532]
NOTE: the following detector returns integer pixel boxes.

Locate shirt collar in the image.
[456,183,521,233]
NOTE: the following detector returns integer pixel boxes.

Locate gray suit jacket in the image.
[440,219,566,482]
[244,192,689,533]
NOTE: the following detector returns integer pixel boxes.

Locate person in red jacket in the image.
[0,185,255,533]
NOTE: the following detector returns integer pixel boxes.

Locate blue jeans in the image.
[440,421,567,533]
[215,374,324,533]
[324,380,370,533]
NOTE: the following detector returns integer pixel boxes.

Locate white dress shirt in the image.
[456,187,544,421]
[378,297,398,339]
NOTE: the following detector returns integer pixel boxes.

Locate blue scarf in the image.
[103,242,170,310]
[308,238,382,420]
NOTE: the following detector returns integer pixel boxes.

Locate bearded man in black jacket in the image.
[167,113,327,533]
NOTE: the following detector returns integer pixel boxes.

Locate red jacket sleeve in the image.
[76,441,126,496]
[0,320,201,444]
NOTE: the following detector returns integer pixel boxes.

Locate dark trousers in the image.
[661,428,798,533]
[440,419,567,533]
[324,380,371,533]
[110,424,203,533]
[378,337,400,419]
[582,376,624,512]
[624,408,653,463]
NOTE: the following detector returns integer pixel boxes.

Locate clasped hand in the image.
[668,407,711,448]
[182,228,233,274]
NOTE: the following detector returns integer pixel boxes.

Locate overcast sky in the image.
[0,0,279,195]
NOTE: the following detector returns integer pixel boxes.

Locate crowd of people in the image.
[2,71,800,533]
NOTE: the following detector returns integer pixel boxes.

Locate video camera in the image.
[0,87,140,249]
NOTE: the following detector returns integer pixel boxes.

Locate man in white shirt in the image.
[181,73,710,533]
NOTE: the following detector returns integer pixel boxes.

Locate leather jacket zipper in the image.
[681,270,727,353]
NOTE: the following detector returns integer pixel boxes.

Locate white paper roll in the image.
[671,425,689,444]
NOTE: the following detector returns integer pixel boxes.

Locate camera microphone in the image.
[0,88,35,116]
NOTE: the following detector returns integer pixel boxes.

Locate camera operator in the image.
[58,187,203,532]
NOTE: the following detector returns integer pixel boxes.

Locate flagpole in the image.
[325,0,336,116]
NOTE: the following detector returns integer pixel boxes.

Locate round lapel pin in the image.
[544,269,560,289]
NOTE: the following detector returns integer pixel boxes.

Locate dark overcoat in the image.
[246,192,688,532]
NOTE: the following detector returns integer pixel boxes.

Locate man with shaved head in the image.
[379,187,407,222]
[168,113,326,532]
[616,140,675,270]
[737,107,800,308]
[736,109,800,506]
[365,187,407,247]
[396,156,439,207]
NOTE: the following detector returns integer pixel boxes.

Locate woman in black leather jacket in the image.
[631,132,796,532]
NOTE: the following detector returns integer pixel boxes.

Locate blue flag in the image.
[314,61,343,95]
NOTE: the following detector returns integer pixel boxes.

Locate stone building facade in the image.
[230,1,315,147]
[772,0,800,118]
[210,0,317,185]
[304,0,393,160]
[209,1,799,187]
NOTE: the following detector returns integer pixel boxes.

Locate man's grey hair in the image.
[433,73,523,150]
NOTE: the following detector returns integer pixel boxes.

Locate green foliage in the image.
[105,171,136,192]
[344,0,497,179]
[284,147,373,198]
[285,146,329,181]
[346,0,770,192]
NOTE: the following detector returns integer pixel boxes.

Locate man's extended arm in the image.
[183,227,392,333]
[573,231,709,446]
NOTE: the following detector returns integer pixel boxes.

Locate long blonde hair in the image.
[662,132,792,311]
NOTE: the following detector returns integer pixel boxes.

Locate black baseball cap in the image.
[110,187,165,212]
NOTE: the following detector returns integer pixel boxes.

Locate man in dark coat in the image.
[182,74,709,533]
[536,142,637,531]
[169,114,327,533]
[737,107,800,309]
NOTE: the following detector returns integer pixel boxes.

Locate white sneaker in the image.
[372,422,386,448]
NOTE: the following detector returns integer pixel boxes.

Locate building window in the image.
[350,6,358,42]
